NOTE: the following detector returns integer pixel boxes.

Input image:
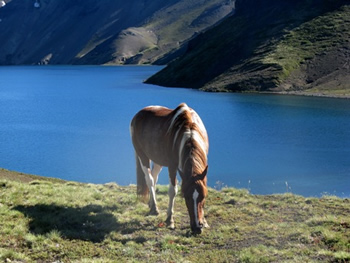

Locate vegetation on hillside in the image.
[138,0,235,64]
[146,0,350,97]
[1,169,349,262]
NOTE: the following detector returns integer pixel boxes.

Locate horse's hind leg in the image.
[166,167,178,229]
[148,163,162,213]
[138,156,159,215]
[151,163,162,187]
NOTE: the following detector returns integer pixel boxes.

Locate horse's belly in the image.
[145,147,174,168]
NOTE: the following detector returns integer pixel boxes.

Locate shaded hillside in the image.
[78,0,236,65]
[0,0,234,65]
[146,0,350,96]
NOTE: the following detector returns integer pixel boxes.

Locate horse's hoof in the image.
[165,216,175,229]
[148,208,159,216]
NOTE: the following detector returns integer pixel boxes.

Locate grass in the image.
[261,5,350,85]
[0,168,349,262]
[146,0,228,45]
[133,0,234,64]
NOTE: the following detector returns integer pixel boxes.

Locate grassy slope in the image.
[146,0,350,97]
[256,4,350,96]
[1,168,349,262]
[114,0,235,64]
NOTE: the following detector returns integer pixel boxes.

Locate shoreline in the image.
[1,168,349,199]
[2,64,349,99]
[201,86,350,99]
[0,168,65,184]
[267,90,350,100]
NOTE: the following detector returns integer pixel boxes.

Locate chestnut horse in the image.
[130,103,209,234]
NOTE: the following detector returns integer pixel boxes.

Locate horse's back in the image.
[130,105,172,136]
[130,103,208,164]
[130,105,174,164]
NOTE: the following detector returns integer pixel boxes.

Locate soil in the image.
[0,168,64,184]
[280,46,350,97]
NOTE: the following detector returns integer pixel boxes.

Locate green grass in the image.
[0,169,349,262]
[262,5,350,85]
[146,0,228,45]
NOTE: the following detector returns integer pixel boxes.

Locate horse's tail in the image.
[136,154,149,201]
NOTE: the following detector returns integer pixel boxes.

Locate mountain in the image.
[0,0,234,65]
[146,0,350,96]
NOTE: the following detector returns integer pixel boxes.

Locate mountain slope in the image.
[146,0,350,96]
[0,0,234,65]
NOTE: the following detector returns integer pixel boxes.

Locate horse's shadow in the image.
[14,204,139,243]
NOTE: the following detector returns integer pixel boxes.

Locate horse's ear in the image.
[199,165,208,180]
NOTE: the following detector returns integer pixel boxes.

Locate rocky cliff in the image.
[0,0,234,65]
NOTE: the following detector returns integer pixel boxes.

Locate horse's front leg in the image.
[147,163,162,215]
[166,168,178,229]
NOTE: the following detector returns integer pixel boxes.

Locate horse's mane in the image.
[181,123,208,175]
[167,103,193,135]
[167,104,208,196]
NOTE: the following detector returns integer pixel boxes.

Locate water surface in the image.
[0,66,349,197]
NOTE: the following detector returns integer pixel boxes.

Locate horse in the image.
[130,103,209,234]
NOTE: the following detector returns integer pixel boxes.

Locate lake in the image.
[0,66,349,197]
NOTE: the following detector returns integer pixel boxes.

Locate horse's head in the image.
[181,166,208,234]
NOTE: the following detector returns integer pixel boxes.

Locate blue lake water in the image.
[0,66,349,197]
